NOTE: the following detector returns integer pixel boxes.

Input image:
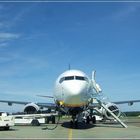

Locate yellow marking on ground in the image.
[68,128,73,140]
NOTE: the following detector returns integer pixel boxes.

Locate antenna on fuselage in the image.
[68,64,71,70]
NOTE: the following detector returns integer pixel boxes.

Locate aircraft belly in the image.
[63,94,88,107]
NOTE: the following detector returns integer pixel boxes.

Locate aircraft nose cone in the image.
[66,82,86,95]
[63,81,88,105]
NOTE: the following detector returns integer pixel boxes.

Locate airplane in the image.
[0,69,140,128]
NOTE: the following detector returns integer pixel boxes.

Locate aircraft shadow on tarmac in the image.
[61,121,95,129]
[61,121,125,129]
[0,128,18,131]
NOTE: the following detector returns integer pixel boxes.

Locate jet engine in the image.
[102,103,121,120]
[23,103,40,114]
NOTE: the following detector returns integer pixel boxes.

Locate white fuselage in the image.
[54,70,92,108]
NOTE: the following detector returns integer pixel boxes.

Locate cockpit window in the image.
[59,77,65,83]
[75,76,85,80]
[59,76,89,83]
[75,76,89,82]
[59,76,74,83]
[65,76,74,80]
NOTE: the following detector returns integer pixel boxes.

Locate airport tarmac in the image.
[0,117,140,139]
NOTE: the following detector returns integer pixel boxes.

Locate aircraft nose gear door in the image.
[61,87,65,105]
[97,99,127,128]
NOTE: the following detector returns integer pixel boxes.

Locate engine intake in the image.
[23,103,40,114]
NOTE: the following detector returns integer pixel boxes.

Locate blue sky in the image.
[0,1,140,112]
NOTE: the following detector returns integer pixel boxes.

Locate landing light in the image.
[59,101,64,106]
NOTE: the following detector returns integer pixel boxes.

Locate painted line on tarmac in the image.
[68,128,73,140]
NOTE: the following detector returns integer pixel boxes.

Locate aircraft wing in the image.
[89,99,140,109]
[0,99,140,109]
[0,100,29,105]
[113,99,140,105]
[0,100,56,108]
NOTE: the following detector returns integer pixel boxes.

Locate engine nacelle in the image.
[102,103,121,120]
[23,103,40,114]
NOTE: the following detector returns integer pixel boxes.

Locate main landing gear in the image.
[70,115,96,128]
[86,115,96,124]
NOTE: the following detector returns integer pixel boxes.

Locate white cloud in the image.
[0,33,20,42]
[0,32,20,49]
[0,42,8,48]
[0,52,48,78]
[3,4,38,29]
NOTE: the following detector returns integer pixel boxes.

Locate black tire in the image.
[92,116,96,124]
[73,120,78,128]
[70,120,73,125]
[31,119,40,126]
[46,117,50,124]
[86,116,90,124]
[4,126,9,130]
[51,116,55,124]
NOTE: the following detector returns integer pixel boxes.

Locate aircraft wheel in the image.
[70,120,78,128]
[86,116,90,124]
[73,120,78,128]
[46,117,50,124]
[70,120,73,125]
[92,116,96,124]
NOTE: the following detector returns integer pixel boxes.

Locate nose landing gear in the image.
[70,115,78,128]
[86,115,96,124]
[70,113,96,128]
